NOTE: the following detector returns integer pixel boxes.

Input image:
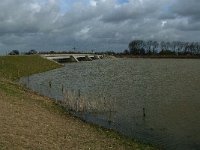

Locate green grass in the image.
[0,55,61,81]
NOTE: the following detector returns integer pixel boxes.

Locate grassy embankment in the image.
[0,55,157,149]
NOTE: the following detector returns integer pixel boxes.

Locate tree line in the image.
[8,49,38,55]
[8,50,95,55]
[7,40,200,57]
[127,40,200,56]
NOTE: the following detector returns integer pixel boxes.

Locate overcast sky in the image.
[0,0,200,54]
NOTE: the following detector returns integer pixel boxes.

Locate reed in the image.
[60,88,117,123]
[62,90,115,112]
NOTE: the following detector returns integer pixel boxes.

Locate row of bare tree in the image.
[127,40,200,55]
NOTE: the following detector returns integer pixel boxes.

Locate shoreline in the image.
[115,54,200,59]
[0,55,158,149]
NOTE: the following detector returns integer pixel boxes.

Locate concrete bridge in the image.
[41,54,103,63]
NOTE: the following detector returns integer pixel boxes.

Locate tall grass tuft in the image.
[61,89,115,112]
[60,88,117,123]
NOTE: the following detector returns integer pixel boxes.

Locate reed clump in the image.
[61,89,116,114]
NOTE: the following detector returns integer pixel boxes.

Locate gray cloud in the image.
[0,0,200,54]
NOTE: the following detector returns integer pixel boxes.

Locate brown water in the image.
[20,59,200,150]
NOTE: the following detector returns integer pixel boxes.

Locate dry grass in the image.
[61,90,115,113]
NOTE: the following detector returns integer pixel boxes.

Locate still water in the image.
[20,59,200,149]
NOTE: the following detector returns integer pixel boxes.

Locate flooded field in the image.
[20,59,200,150]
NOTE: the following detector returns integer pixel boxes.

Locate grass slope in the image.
[0,55,61,80]
[0,55,157,149]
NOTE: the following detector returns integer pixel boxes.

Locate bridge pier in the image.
[94,55,100,59]
[70,55,79,62]
[42,53,103,63]
[85,56,93,61]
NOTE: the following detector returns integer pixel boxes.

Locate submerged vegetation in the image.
[0,55,157,149]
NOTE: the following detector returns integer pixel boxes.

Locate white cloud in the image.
[161,20,167,27]
[90,0,97,7]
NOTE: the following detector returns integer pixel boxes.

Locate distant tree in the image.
[50,50,55,54]
[194,42,200,54]
[105,51,116,55]
[8,50,19,55]
[26,49,38,55]
[129,40,145,55]
[165,42,171,50]
[127,39,200,57]
[123,49,129,55]
[146,40,153,54]
[159,50,176,55]
[152,41,159,54]
[160,41,167,51]
[176,41,185,55]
